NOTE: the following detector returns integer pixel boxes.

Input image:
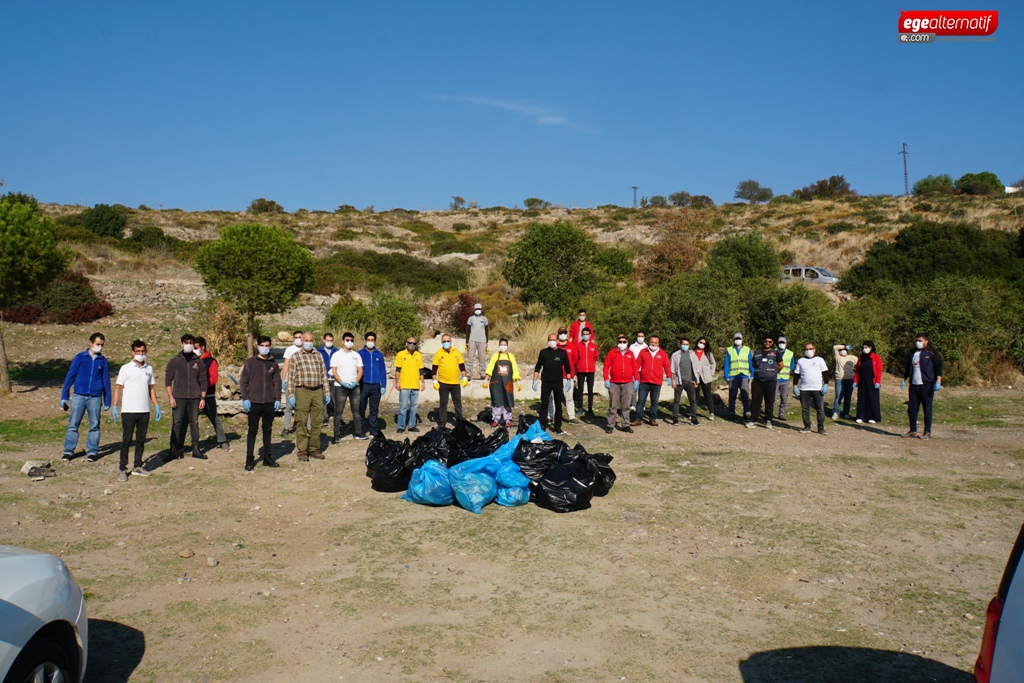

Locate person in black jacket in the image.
[901,333,944,440]
[748,336,784,429]
[165,333,208,460]
[240,336,283,470]
[533,333,573,434]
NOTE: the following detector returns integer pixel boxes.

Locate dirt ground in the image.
[2,319,1023,682]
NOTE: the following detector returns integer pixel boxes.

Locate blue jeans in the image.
[64,394,102,456]
[835,378,854,416]
[636,382,663,422]
[398,389,419,430]
[359,383,382,435]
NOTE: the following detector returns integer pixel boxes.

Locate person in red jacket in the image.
[635,335,672,426]
[568,309,595,344]
[853,340,883,424]
[195,337,229,450]
[571,328,600,418]
[603,334,639,434]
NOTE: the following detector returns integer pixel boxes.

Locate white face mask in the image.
[294,338,302,347]
[734,339,743,347]
[182,344,194,354]
[915,341,924,349]
[365,341,375,349]
[474,309,482,315]
[302,342,314,351]
[839,349,847,356]
[498,344,508,352]
[547,340,557,349]
[258,346,271,355]
[805,349,815,358]
[324,340,334,349]
[581,334,591,341]
[863,347,871,355]
[579,315,586,321]
[697,342,706,350]
[133,354,146,363]
[617,343,628,351]
[558,333,567,341]
[344,340,354,349]
[649,344,659,353]
[636,337,645,345]
[778,343,786,350]
[91,344,104,354]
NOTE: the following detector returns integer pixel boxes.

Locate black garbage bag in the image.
[532,449,599,513]
[476,408,492,423]
[450,424,511,466]
[426,408,458,426]
[511,439,566,481]
[567,442,616,496]
[365,433,411,492]
[516,414,539,435]
[406,426,452,470]
[449,417,485,452]
[481,426,510,453]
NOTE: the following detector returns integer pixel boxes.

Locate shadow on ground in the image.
[84,619,145,683]
[10,359,70,388]
[739,646,973,683]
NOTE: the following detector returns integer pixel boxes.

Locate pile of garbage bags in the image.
[365,416,615,514]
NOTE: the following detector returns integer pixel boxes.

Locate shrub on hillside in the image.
[82,203,128,239]
[0,192,40,211]
[707,230,781,280]
[955,171,1004,196]
[792,175,856,200]
[523,198,551,210]
[323,293,422,355]
[313,250,469,297]
[912,174,955,197]
[3,272,113,325]
[593,245,634,280]
[579,284,652,353]
[689,195,715,209]
[501,221,597,317]
[248,198,284,214]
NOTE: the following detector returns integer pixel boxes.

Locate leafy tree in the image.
[0,200,72,392]
[912,174,955,196]
[0,192,40,211]
[449,196,466,210]
[668,191,691,207]
[707,230,781,280]
[688,195,716,209]
[523,197,551,210]
[955,171,1004,196]
[593,245,634,280]
[501,220,596,316]
[792,175,855,200]
[579,283,652,353]
[195,223,314,355]
[248,197,284,214]
[649,269,745,352]
[734,179,773,205]
[82,203,128,239]
[649,195,668,207]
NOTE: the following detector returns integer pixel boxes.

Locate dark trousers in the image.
[636,382,662,422]
[359,383,381,436]
[697,380,714,416]
[801,391,826,431]
[539,380,563,430]
[750,379,777,423]
[200,394,227,444]
[574,372,595,413]
[728,376,750,417]
[170,398,201,456]
[908,383,935,433]
[246,402,275,461]
[835,378,854,417]
[331,384,361,438]
[673,383,698,422]
[437,383,463,425]
[119,412,150,471]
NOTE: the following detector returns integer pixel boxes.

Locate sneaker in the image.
[86,453,99,463]
[354,434,369,441]
[708,414,715,421]
[671,420,679,426]
[118,469,128,482]
[604,426,614,434]
[868,419,876,424]
[553,429,566,436]
[799,427,812,434]
[490,421,499,428]
[130,467,150,477]
[832,412,840,420]
[409,426,421,433]
[622,426,634,434]
[504,421,512,429]
[219,442,230,451]
[776,414,785,421]
[192,452,208,460]
[901,431,919,438]
[745,421,756,429]
[61,453,73,462]
[765,421,773,430]
[397,428,406,434]
[819,428,827,435]
[920,432,931,440]
[690,420,700,426]
[244,461,255,472]
[856,419,863,424]
[262,458,280,468]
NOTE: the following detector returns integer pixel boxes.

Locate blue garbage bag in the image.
[496,459,530,488]
[401,460,453,506]
[496,486,530,507]
[521,420,552,443]
[451,471,497,514]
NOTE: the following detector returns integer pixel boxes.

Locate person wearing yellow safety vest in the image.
[724,332,753,421]
[775,336,796,420]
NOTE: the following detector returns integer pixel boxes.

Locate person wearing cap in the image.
[747,335,784,429]
[548,327,578,424]
[568,309,595,344]
[603,334,640,434]
[464,303,489,380]
[832,343,856,420]
[775,336,795,420]
[571,326,599,418]
[724,332,753,421]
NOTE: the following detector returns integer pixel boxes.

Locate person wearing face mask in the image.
[465,304,490,380]
[61,332,112,462]
[165,333,209,460]
[853,340,883,424]
[329,332,364,441]
[603,335,640,434]
[628,331,648,417]
[832,343,857,420]
[534,333,573,434]
[724,333,753,421]
[670,337,700,426]
[692,337,717,420]
[793,343,831,435]
[318,333,339,427]
[194,336,230,451]
[357,332,388,438]
[748,336,784,429]
[287,332,331,461]
[571,327,599,418]
[280,330,304,436]
[111,339,159,480]
[636,335,672,426]
[548,327,578,424]
[431,333,469,426]
[240,335,282,470]
[775,337,795,421]
[484,338,521,428]
[902,333,943,439]
[568,309,595,344]
[394,337,426,433]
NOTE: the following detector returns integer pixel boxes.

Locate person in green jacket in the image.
[724,332,752,420]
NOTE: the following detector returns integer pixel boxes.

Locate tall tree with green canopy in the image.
[0,200,72,393]
[501,220,596,316]
[195,223,314,356]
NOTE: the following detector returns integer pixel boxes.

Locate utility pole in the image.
[630,186,639,208]
[898,143,909,197]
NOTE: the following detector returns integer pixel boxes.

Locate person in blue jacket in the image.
[901,332,944,440]
[357,332,388,437]
[318,333,338,427]
[60,332,112,461]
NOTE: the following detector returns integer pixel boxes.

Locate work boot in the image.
[244,457,255,472]
[262,456,280,468]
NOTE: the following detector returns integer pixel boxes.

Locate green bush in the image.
[648,269,745,353]
[912,174,955,197]
[523,198,551,210]
[313,250,469,297]
[689,195,715,209]
[792,175,855,200]
[593,245,634,280]
[82,203,128,239]
[0,192,40,211]
[955,171,1003,196]
[323,293,422,355]
[502,220,597,317]
[248,198,284,214]
[707,230,781,280]
[769,195,800,205]
[452,222,471,232]
[330,227,359,241]
[579,283,653,354]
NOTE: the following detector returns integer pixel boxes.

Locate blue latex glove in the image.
[380,386,386,396]
[603,380,611,389]
[532,380,538,391]
[564,379,572,393]
[793,386,801,397]
[343,381,357,390]
[102,404,110,412]
[900,379,906,391]
[820,386,828,396]
[325,394,331,405]
[934,380,941,391]
[111,406,120,423]
[60,399,69,411]
[845,344,852,351]
[242,399,252,412]
[633,380,639,391]
[281,379,287,391]
[873,382,880,389]
[664,376,671,385]
[155,404,162,421]
[273,400,281,411]
[288,396,296,408]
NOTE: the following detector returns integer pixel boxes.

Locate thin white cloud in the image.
[435,95,577,129]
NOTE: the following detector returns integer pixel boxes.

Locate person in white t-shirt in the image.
[793,342,831,435]
[329,332,365,442]
[280,330,303,435]
[112,340,161,481]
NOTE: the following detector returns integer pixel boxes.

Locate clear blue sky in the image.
[2,1,1021,211]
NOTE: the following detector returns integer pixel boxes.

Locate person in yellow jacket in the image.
[483,338,522,428]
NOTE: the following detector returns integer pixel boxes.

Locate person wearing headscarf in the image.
[853,340,883,424]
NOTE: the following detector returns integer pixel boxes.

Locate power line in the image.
[898,143,909,197]
[630,186,639,208]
